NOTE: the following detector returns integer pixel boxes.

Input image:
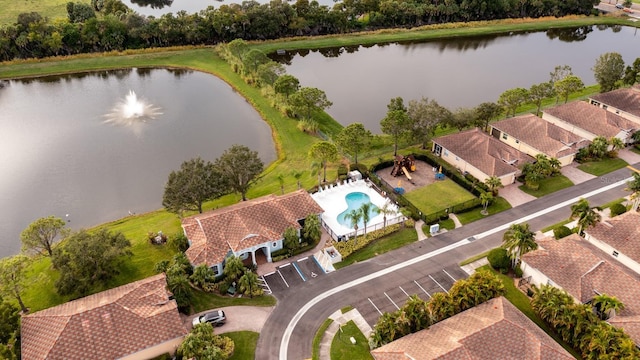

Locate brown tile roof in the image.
[586,211,640,264]
[491,114,588,159]
[21,274,187,360]
[522,234,640,344]
[183,189,324,267]
[433,128,534,178]
[590,85,640,119]
[543,101,638,138]
[371,297,573,360]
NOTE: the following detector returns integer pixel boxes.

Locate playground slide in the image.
[401,166,412,180]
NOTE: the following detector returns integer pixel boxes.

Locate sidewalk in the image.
[318,308,373,360]
[257,229,331,276]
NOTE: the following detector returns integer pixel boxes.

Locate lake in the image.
[275,25,640,133]
[0,68,276,258]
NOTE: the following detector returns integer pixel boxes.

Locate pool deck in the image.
[311,179,403,239]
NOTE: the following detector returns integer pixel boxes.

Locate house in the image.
[490,114,588,166]
[542,101,638,144]
[584,211,640,275]
[589,84,640,124]
[521,234,640,344]
[182,189,324,275]
[432,128,534,186]
[370,296,573,360]
[21,274,187,360]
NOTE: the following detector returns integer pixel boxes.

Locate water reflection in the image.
[130,0,174,9]
[546,26,593,42]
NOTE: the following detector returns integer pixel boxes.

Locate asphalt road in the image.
[256,164,635,360]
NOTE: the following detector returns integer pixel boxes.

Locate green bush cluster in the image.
[609,203,627,217]
[332,223,402,258]
[553,226,573,239]
[487,248,510,271]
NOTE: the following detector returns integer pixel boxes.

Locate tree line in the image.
[0,0,600,61]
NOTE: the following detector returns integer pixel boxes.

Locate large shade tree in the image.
[288,87,332,120]
[273,74,300,99]
[593,52,625,92]
[381,98,410,156]
[554,74,584,103]
[215,145,264,201]
[163,157,227,214]
[407,97,451,148]
[308,141,339,183]
[336,123,372,164]
[473,101,503,131]
[0,255,32,313]
[497,87,529,117]
[52,229,132,297]
[20,215,68,256]
[529,82,554,116]
[502,222,537,267]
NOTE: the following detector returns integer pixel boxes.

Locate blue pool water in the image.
[337,192,380,228]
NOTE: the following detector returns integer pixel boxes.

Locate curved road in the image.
[256,164,635,360]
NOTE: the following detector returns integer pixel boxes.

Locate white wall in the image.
[440,147,515,185]
[583,233,640,276]
[119,337,184,360]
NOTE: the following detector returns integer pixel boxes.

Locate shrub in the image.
[514,265,523,278]
[349,162,369,176]
[553,226,573,240]
[487,248,510,271]
[609,203,627,217]
[169,232,189,252]
[337,164,348,178]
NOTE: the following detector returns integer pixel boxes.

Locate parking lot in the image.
[352,266,468,326]
[261,256,326,296]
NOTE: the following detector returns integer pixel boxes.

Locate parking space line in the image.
[384,292,400,310]
[264,271,275,276]
[368,298,383,316]
[311,255,327,274]
[399,286,409,297]
[278,270,289,288]
[429,275,448,293]
[258,275,272,295]
[297,256,308,261]
[279,263,291,268]
[292,262,306,281]
[414,280,431,298]
[443,269,456,282]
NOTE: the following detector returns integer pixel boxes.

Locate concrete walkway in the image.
[460,257,489,276]
[319,308,373,360]
[499,181,536,207]
[449,213,462,228]
[257,229,331,276]
[560,163,596,184]
[618,148,640,165]
[415,219,428,240]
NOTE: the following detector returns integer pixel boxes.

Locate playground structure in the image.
[390,155,416,182]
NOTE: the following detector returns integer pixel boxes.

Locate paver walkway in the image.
[319,308,373,360]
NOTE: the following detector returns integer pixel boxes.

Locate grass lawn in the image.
[0,0,91,26]
[577,157,628,176]
[330,320,373,360]
[480,265,581,358]
[423,218,455,235]
[335,228,418,269]
[190,290,276,314]
[224,331,260,360]
[519,175,574,198]
[459,250,491,266]
[455,197,512,225]
[540,218,573,233]
[596,197,626,211]
[403,179,476,215]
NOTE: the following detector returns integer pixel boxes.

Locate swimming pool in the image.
[336,192,380,228]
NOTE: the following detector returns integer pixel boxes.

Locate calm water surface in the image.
[123,0,338,17]
[277,26,640,133]
[0,69,275,258]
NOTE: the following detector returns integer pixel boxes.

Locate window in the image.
[213,266,220,276]
[612,250,619,257]
[515,139,520,144]
[444,150,449,156]
[502,133,508,140]
[273,242,277,247]
[455,156,459,161]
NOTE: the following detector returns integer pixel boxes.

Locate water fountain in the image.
[104,90,162,126]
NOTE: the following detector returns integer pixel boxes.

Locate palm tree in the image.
[480,192,493,215]
[343,209,362,240]
[592,293,625,320]
[484,176,503,195]
[502,223,537,267]
[376,201,397,228]
[238,269,262,298]
[610,137,625,151]
[401,295,430,332]
[625,172,640,211]
[222,255,244,283]
[291,170,304,190]
[359,202,373,236]
[427,292,455,323]
[570,198,601,235]
[277,174,285,194]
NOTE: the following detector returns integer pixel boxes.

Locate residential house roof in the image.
[491,114,588,159]
[183,189,324,267]
[370,296,573,360]
[543,101,638,138]
[433,128,534,178]
[21,274,187,360]
[521,234,640,343]
[586,211,640,265]
[590,85,640,119]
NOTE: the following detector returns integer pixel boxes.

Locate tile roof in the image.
[183,189,324,267]
[543,101,638,138]
[433,128,534,178]
[21,274,187,360]
[590,85,640,119]
[491,114,588,159]
[522,234,640,344]
[586,211,640,264]
[370,297,573,360]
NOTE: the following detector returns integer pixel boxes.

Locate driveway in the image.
[560,163,596,184]
[185,306,275,333]
[618,149,640,166]
[499,181,536,207]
